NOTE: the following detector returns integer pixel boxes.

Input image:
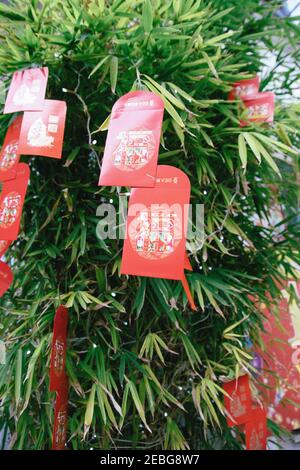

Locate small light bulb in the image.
[93,343,97,349]
[62,88,67,93]
[109,198,114,203]
[203,190,207,195]
[111,292,116,297]
[164,412,168,417]
[92,140,97,145]
[26,350,31,355]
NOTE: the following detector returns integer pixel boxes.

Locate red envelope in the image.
[99,91,164,187]
[19,100,67,159]
[228,76,260,101]
[50,305,69,392]
[0,240,11,258]
[121,165,190,280]
[0,261,13,297]
[223,375,252,426]
[240,92,275,127]
[0,115,23,182]
[245,407,267,450]
[52,378,68,451]
[0,163,30,241]
[4,67,48,114]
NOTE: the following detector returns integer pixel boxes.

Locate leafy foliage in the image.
[0,0,300,450]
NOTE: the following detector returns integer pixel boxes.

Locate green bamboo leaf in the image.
[205,30,236,47]
[93,114,111,133]
[254,139,281,175]
[238,133,247,169]
[202,51,218,78]
[88,55,110,78]
[142,0,153,34]
[145,78,185,126]
[125,377,151,432]
[0,340,6,364]
[110,56,118,94]
[252,132,298,155]
[84,383,96,439]
[0,4,27,21]
[143,74,185,110]
[96,385,107,425]
[15,349,22,410]
[243,132,261,162]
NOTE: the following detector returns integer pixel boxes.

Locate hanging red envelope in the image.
[0,240,11,258]
[245,407,267,450]
[240,92,275,127]
[4,67,48,114]
[0,261,13,297]
[121,165,190,279]
[0,163,30,241]
[228,76,260,101]
[50,305,69,392]
[223,375,252,426]
[0,115,23,182]
[19,100,67,159]
[52,378,68,451]
[99,91,164,187]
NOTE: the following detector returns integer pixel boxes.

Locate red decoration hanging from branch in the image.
[19,100,67,159]
[99,91,164,187]
[0,114,22,182]
[0,162,30,241]
[4,67,48,114]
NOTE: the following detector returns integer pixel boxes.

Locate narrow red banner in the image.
[0,114,23,182]
[0,163,30,241]
[49,305,69,392]
[52,378,68,451]
[0,261,13,297]
[4,67,48,114]
[245,407,267,450]
[223,375,252,426]
[19,99,67,159]
[99,91,164,187]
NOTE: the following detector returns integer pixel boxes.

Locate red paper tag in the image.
[0,163,30,241]
[0,240,11,258]
[0,115,23,182]
[121,165,190,280]
[52,378,68,451]
[245,407,267,450]
[50,305,69,392]
[228,76,260,101]
[99,91,164,187]
[240,92,275,127]
[19,100,67,159]
[223,375,252,426]
[0,261,13,297]
[4,67,48,114]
